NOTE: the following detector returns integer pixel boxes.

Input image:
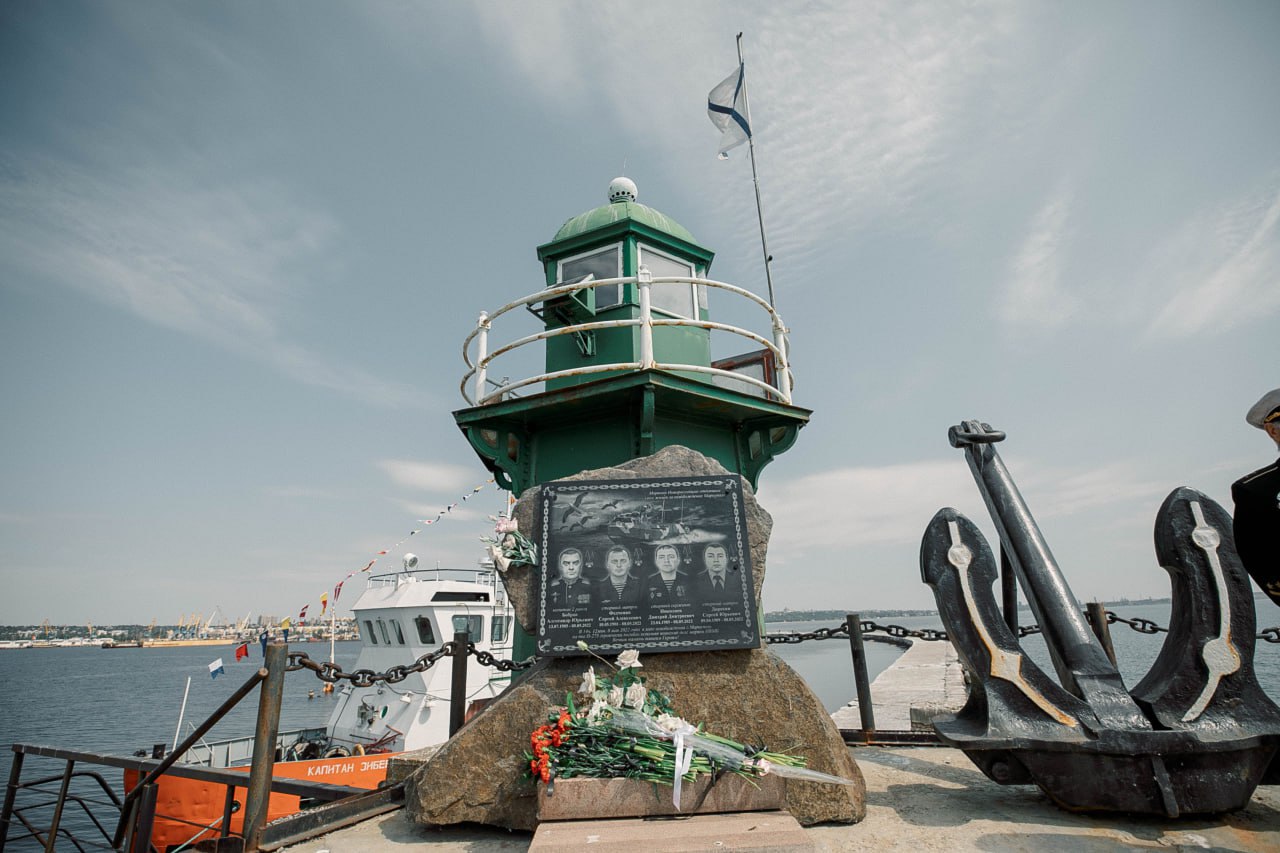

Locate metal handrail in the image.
[460,274,793,407]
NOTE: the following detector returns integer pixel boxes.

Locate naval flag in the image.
[234,642,249,662]
[208,658,225,679]
[707,63,751,159]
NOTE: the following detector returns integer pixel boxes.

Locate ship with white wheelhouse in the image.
[133,554,514,851]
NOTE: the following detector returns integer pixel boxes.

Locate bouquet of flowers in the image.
[482,516,538,571]
[525,645,852,808]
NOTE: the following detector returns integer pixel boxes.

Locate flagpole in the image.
[736,32,777,310]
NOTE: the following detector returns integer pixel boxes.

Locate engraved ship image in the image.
[605,503,692,547]
[919,420,1280,817]
[128,554,514,851]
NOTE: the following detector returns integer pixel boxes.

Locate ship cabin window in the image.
[558,246,621,310]
[414,616,435,644]
[390,619,406,645]
[451,614,483,641]
[638,246,697,319]
[363,620,378,644]
[491,615,511,644]
[376,619,391,645]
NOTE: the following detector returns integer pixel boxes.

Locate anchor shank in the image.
[950,421,1149,729]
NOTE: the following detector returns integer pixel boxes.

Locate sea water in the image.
[2,603,1279,848]
[2,604,1279,753]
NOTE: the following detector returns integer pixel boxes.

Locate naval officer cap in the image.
[1246,388,1280,429]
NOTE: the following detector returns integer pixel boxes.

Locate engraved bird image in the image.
[559,493,591,525]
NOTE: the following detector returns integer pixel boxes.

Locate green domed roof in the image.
[553,200,698,245]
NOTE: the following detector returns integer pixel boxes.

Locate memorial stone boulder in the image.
[401,446,866,829]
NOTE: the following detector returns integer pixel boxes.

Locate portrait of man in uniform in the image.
[595,546,643,605]
[644,543,693,605]
[548,547,594,611]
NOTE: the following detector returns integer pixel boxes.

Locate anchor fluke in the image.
[920,423,1280,816]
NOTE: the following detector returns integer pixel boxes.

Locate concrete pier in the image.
[284,644,1280,850]
[831,638,967,732]
[284,746,1280,851]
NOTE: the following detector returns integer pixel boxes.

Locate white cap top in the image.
[608,177,637,204]
[1246,388,1280,428]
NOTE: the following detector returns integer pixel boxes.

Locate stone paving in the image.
[284,643,1280,850]
[284,746,1280,852]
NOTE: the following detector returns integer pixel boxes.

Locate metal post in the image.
[130,784,159,853]
[1000,546,1018,634]
[42,759,75,853]
[1086,601,1118,667]
[449,631,471,737]
[637,267,654,369]
[474,312,490,404]
[221,784,238,838]
[846,614,876,736]
[771,317,791,402]
[1,748,26,852]
[242,642,287,851]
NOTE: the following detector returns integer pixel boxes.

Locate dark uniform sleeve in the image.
[1233,471,1280,607]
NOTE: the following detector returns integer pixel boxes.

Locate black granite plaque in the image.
[536,476,759,655]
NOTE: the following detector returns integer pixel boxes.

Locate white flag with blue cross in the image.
[707,63,751,159]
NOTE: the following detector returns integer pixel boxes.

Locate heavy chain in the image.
[287,612,1280,683]
[764,613,1280,645]
[1105,612,1165,634]
[286,642,535,687]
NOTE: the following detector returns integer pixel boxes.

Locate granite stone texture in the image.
[402,447,865,828]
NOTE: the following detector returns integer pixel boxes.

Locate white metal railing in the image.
[460,272,793,406]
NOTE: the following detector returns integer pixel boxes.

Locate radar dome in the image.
[608,177,638,204]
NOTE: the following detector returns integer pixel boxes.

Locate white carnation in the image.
[577,666,596,696]
[624,682,647,709]
[655,713,689,733]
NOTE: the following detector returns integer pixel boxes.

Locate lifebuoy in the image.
[353,743,365,756]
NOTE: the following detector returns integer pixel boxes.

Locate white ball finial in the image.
[608,177,637,204]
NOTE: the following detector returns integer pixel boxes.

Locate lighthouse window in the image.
[363,620,378,644]
[638,246,695,319]
[451,614,484,641]
[390,619,406,645]
[559,246,621,310]
[413,616,436,644]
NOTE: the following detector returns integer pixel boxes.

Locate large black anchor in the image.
[920,420,1280,816]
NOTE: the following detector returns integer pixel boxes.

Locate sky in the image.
[1,1,1277,627]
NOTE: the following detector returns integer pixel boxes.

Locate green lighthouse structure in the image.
[454,177,809,495]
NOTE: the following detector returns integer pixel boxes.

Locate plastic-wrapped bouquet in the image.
[482,516,537,571]
[525,644,852,807]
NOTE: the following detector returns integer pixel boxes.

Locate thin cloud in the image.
[377,459,483,493]
[760,455,1170,558]
[1000,182,1079,329]
[0,155,424,409]
[448,1,1025,281]
[1142,181,1280,339]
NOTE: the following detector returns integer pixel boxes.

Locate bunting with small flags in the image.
[289,478,496,629]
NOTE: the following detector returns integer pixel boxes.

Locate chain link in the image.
[286,641,535,686]
[285,610,1280,683]
[763,612,1280,645]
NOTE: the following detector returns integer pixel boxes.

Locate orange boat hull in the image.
[125,753,397,851]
